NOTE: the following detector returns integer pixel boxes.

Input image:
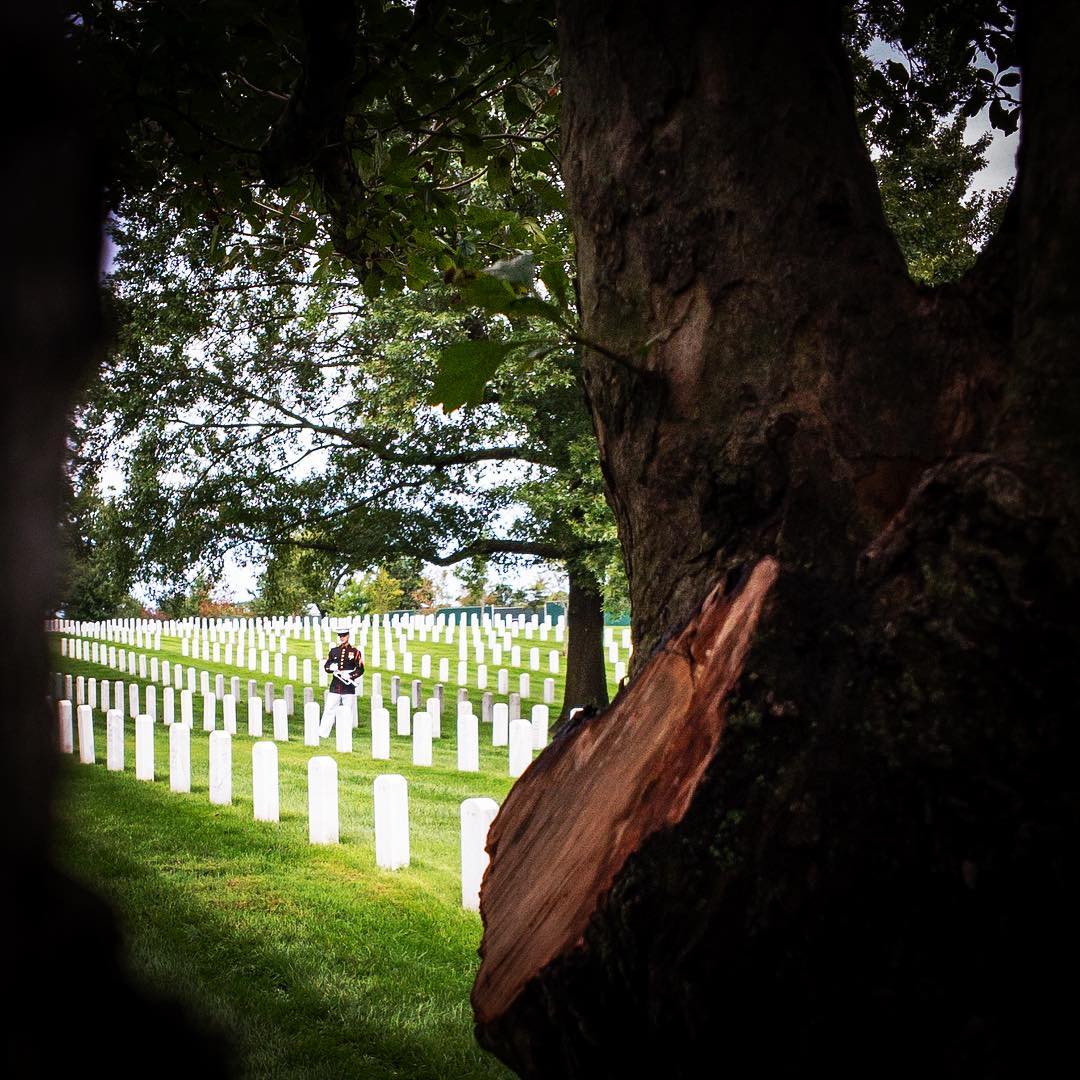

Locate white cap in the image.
[335,623,351,635]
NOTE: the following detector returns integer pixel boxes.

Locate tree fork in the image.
[474,2,1080,1074]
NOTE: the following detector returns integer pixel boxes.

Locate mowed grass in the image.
[49,633,569,1079]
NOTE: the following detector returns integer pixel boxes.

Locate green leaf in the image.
[502,86,531,125]
[518,147,550,175]
[505,296,567,327]
[429,339,517,411]
[528,177,565,210]
[460,273,518,312]
[540,261,571,311]
[488,150,512,192]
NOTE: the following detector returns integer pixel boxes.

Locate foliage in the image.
[253,540,348,616]
[87,188,615,611]
[457,556,491,606]
[56,481,142,620]
[69,0,1022,626]
[155,571,251,620]
[876,117,1011,284]
[367,566,406,614]
[328,566,404,616]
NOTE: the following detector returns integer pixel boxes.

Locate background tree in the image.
[56,483,142,619]
[90,188,613,714]
[457,555,492,606]
[252,538,349,615]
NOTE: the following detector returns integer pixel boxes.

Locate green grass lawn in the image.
[50,626,622,1078]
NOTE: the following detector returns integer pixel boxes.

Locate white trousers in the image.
[319,692,357,738]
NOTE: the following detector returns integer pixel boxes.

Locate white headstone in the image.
[202,692,217,732]
[371,707,390,759]
[460,797,499,911]
[222,694,236,734]
[412,713,432,766]
[334,706,353,753]
[135,715,155,781]
[396,695,411,736]
[492,702,509,746]
[209,731,232,805]
[519,673,530,699]
[180,689,193,727]
[87,677,97,711]
[106,709,124,770]
[457,660,468,686]
[549,650,560,674]
[438,657,449,683]
[373,774,409,869]
[163,685,175,726]
[497,668,509,694]
[272,699,288,741]
[530,703,550,749]
[57,700,73,754]
[307,756,339,844]
[169,722,191,793]
[509,719,533,777]
[543,677,555,704]
[248,696,263,738]
[457,711,479,772]
[252,741,279,822]
[304,700,321,746]
[77,704,95,764]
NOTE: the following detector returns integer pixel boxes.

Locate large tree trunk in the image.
[474,2,1080,1075]
[559,565,609,721]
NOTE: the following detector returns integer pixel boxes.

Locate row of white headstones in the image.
[53,691,536,913]
[54,669,550,772]
[60,633,569,702]
[51,611,634,684]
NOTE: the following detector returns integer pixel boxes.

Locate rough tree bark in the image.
[559,565,609,720]
[474,2,1080,1076]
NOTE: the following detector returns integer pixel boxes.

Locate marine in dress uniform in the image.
[319,626,365,737]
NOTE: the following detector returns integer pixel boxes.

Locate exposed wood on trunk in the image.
[473,556,777,1025]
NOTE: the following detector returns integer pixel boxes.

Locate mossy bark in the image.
[474,2,1080,1075]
